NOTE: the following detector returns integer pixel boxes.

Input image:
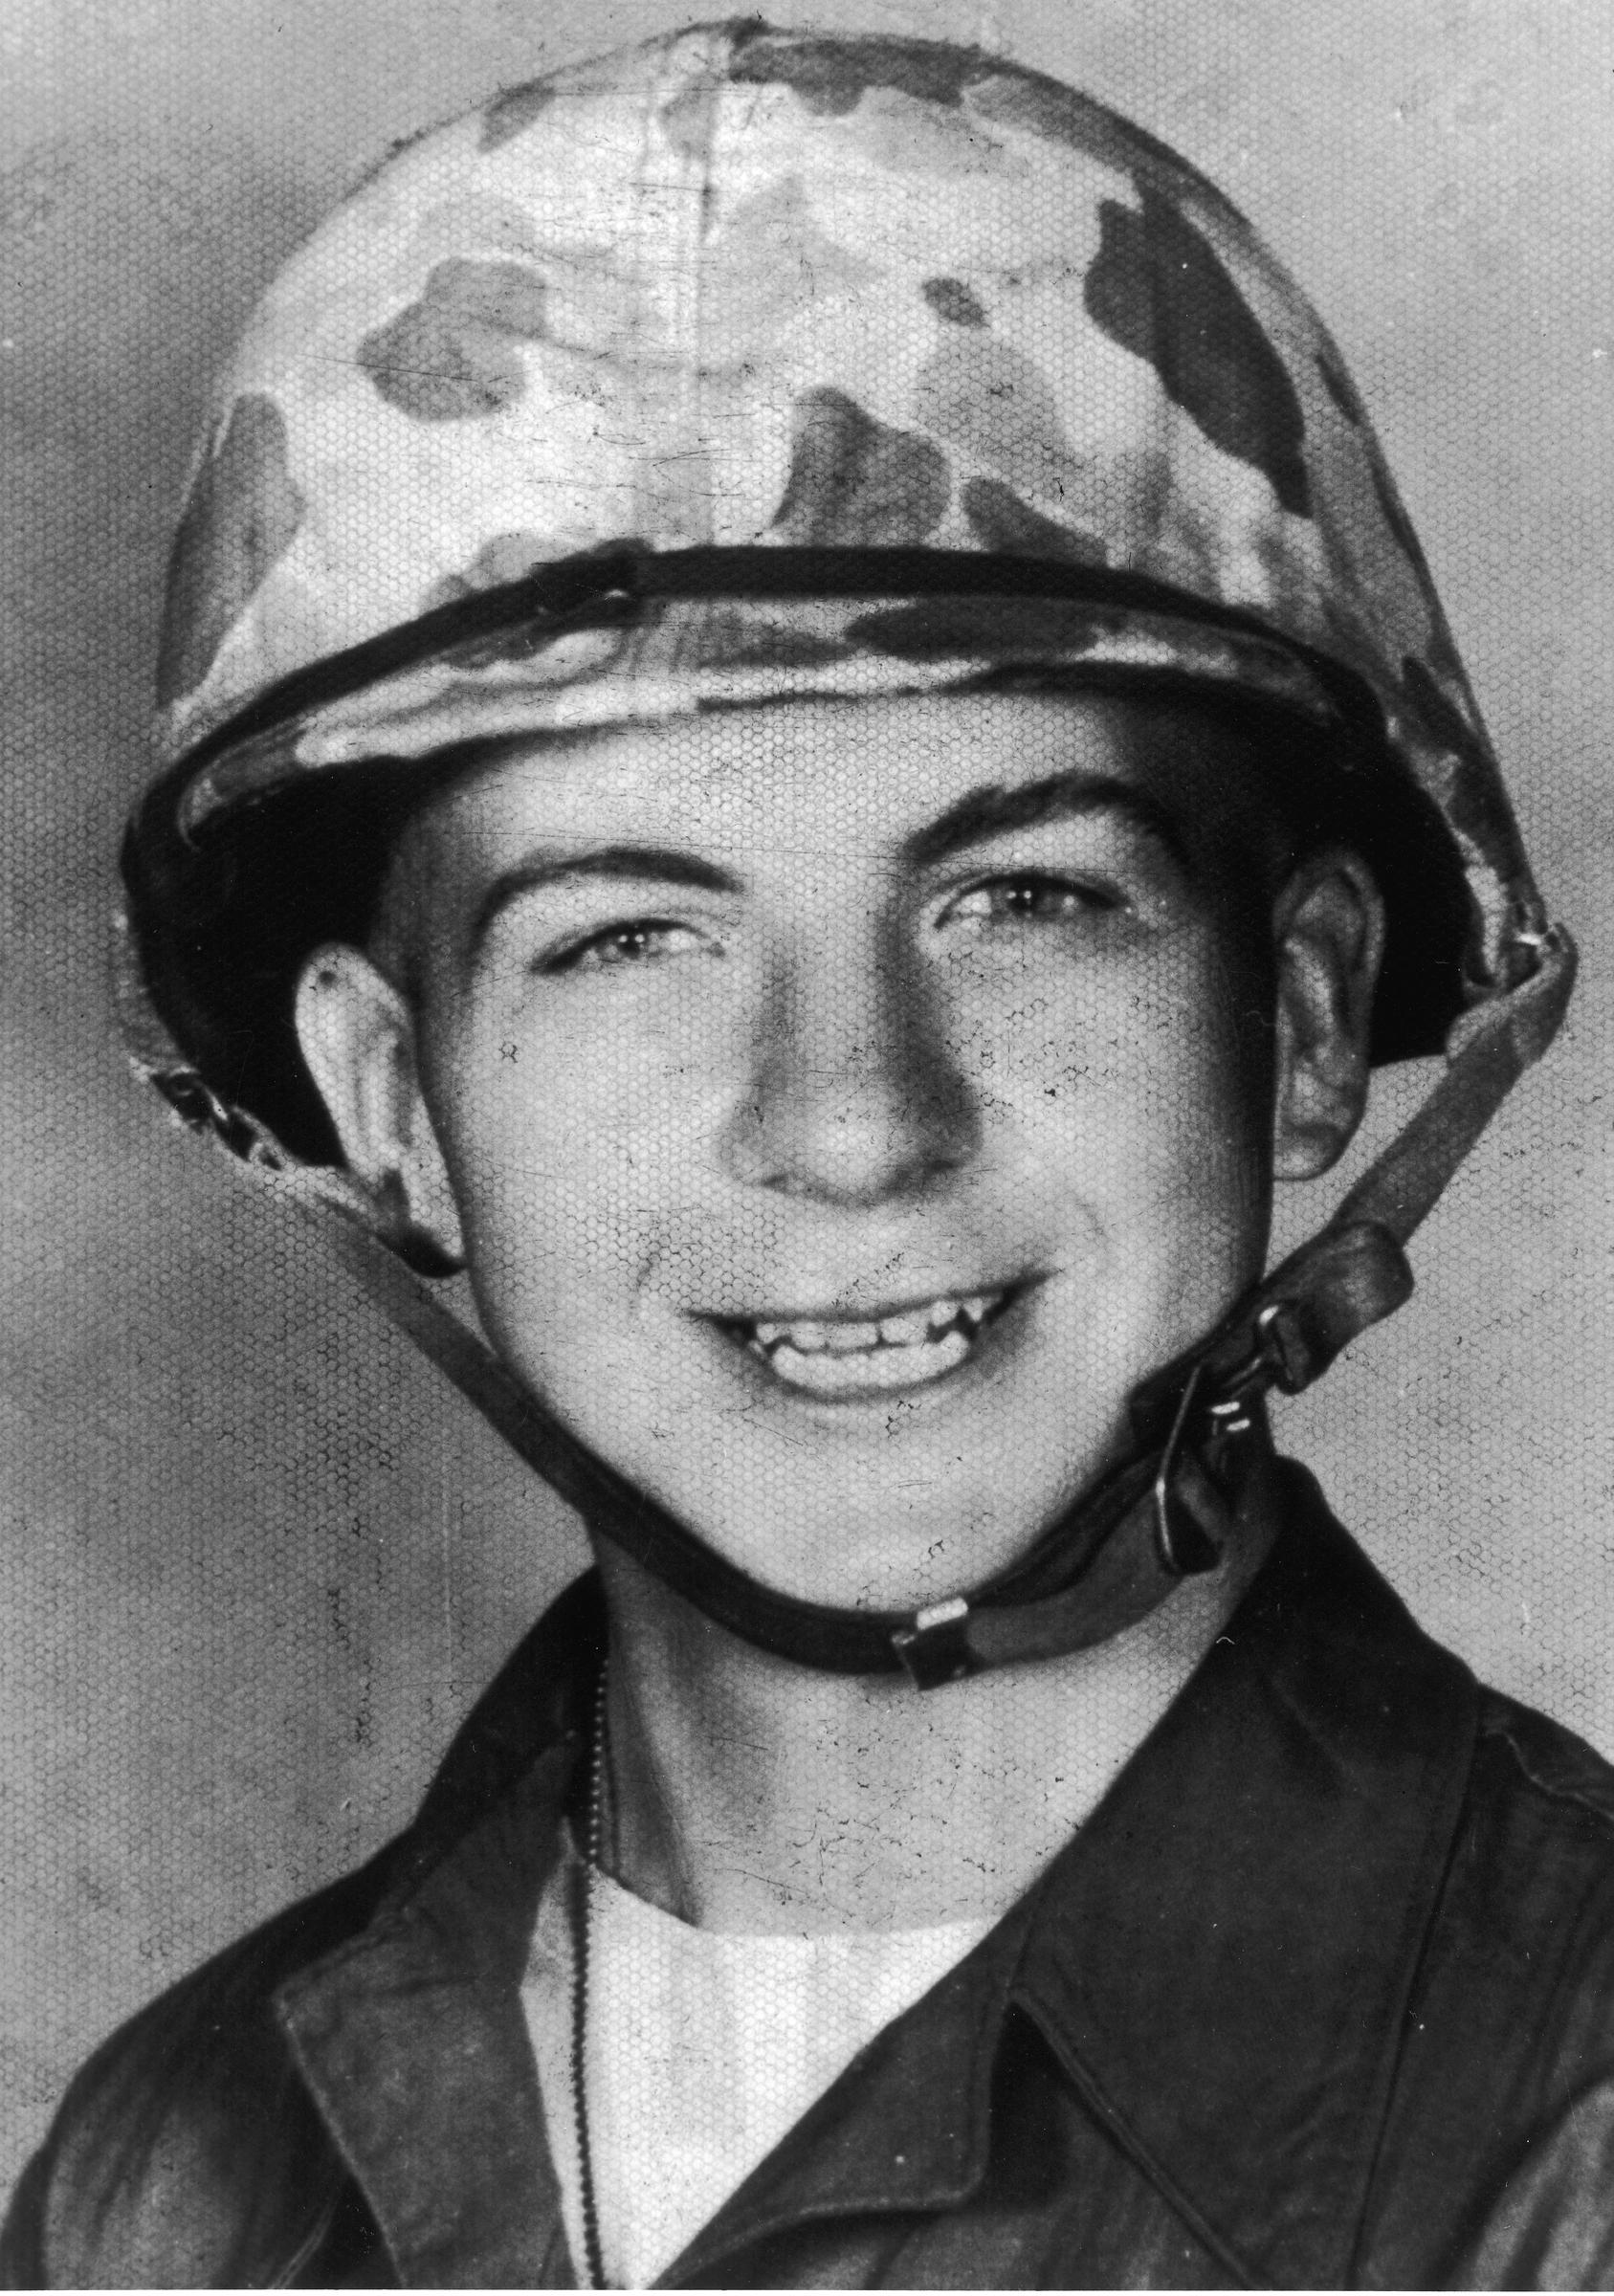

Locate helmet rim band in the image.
[157,543,1377,828]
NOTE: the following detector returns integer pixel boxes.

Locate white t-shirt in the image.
[522,1839,992,2289]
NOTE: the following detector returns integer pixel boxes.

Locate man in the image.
[3,19,1605,2288]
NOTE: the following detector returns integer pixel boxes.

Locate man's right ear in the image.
[294,943,466,1273]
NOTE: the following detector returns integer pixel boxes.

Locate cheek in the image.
[954,934,1270,1247]
[422,982,741,1320]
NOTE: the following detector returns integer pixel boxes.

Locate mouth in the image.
[721,1287,1019,1399]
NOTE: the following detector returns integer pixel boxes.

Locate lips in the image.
[729,1289,1013,1398]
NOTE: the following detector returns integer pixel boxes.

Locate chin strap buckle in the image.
[891,1596,977,1689]
[1152,1359,1226,1578]
[1151,1304,1305,1579]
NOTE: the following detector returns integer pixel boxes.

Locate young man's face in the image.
[318,692,1368,1611]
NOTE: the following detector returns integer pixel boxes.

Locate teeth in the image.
[763,1329,974,1396]
[754,1318,827,1353]
[744,1290,1007,1378]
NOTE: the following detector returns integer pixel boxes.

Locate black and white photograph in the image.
[1,2,1612,2285]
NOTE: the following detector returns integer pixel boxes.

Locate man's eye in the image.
[942,872,1125,928]
[543,919,705,974]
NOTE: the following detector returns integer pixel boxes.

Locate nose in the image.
[721,916,978,1206]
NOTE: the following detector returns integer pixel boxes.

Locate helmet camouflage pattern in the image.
[123,17,1547,1171]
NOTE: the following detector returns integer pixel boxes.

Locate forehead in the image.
[406,690,1276,881]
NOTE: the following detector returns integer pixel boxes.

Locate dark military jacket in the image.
[9,1463,1614,2289]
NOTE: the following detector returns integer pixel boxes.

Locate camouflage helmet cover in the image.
[123,18,1546,1168]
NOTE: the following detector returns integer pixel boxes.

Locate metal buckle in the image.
[1205,1300,1308,1416]
[1249,1299,1310,1394]
[891,1597,976,1690]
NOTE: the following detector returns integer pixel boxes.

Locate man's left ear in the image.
[1271,848,1386,1182]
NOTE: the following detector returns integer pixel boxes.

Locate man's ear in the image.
[1271,848,1386,1183]
[294,942,466,1270]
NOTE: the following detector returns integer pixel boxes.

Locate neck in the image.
[588,1463,1279,1934]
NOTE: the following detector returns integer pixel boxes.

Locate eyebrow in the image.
[465,774,1187,958]
[467,845,741,960]
[902,772,1189,874]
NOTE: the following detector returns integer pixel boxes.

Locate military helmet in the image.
[122,18,1545,1162]
[117,23,1573,1682]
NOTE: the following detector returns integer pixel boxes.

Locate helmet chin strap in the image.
[161,923,1574,1688]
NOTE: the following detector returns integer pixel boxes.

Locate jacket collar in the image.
[274,1469,1477,2289]
[1011,1464,1478,2286]
[275,1575,606,2287]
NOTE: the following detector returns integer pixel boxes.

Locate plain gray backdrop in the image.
[2,0,1611,2196]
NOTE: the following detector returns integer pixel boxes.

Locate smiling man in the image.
[7,21,1613,2292]
[324,693,1319,1633]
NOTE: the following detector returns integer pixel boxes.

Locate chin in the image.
[613,1414,1124,1615]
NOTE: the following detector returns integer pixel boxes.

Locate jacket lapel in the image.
[1013,1465,1479,2287]
[663,1899,1029,2284]
[277,1914,566,2285]
[274,1578,606,2288]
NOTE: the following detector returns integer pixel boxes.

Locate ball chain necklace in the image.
[568,1657,610,2290]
